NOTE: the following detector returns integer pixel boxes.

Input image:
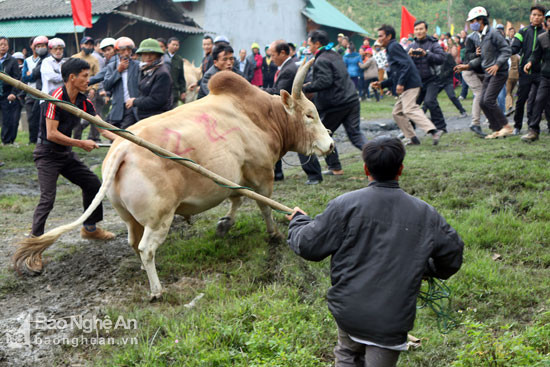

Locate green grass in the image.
[2,126,549,366]
[360,86,473,120]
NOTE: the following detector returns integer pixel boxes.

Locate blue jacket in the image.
[343,52,362,78]
[381,39,422,91]
[103,56,139,122]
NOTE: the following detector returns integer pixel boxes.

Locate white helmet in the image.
[99,37,116,50]
[467,7,488,22]
[12,52,25,60]
[114,37,135,50]
[48,38,65,49]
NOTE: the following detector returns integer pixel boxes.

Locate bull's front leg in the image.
[257,202,283,242]
[216,196,243,237]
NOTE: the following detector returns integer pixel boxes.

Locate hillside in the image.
[329,0,534,36]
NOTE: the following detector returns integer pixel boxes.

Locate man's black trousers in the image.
[0,97,17,144]
[416,78,446,131]
[527,76,550,134]
[514,72,550,129]
[299,100,366,180]
[31,144,103,236]
[480,72,509,131]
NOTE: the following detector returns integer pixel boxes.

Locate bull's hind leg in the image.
[216,196,243,237]
[138,214,174,301]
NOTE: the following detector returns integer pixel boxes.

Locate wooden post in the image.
[0,72,294,214]
[74,26,80,53]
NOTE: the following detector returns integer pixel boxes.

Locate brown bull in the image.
[14,59,334,300]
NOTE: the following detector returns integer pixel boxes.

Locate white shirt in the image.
[121,69,130,103]
[349,335,408,352]
[40,56,65,100]
[278,56,291,71]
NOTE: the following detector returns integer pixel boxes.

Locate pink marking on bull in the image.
[195,113,240,143]
[163,128,196,156]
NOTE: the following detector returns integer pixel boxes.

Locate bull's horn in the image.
[292,58,315,99]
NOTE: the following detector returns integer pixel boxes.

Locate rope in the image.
[417,277,458,334]
[281,154,311,167]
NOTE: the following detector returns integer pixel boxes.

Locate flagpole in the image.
[74,25,80,53]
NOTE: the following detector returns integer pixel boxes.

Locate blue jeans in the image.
[497,85,506,113]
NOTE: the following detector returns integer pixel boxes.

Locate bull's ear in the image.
[280,90,294,114]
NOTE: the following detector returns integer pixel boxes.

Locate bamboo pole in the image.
[0,72,294,214]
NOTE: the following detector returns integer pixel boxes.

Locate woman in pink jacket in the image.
[250,42,263,87]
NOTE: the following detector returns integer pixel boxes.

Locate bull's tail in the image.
[13,142,127,275]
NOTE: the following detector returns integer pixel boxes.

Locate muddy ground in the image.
[0,114,473,366]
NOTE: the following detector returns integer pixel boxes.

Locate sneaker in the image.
[81,226,116,240]
[404,136,421,145]
[431,130,443,146]
[460,111,468,118]
[322,170,344,176]
[521,129,539,142]
[512,128,521,136]
[470,124,487,137]
[305,179,321,185]
[496,124,514,138]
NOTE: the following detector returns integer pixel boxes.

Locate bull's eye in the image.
[306,114,314,119]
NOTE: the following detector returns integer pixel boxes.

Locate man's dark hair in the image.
[414,20,428,30]
[61,58,90,82]
[308,30,329,46]
[156,38,167,47]
[212,44,234,61]
[349,41,356,53]
[95,39,101,46]
[274,41,290,55]
[167,37,179,45]
[0,36,9,43]
[29,37,35,48]
[378,25,396,40]
[288,42,296,52]
[203,35,213,42]
[362,136,406,181]
[530,5,546,15]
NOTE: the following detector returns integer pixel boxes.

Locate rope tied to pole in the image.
[417,278,459,334]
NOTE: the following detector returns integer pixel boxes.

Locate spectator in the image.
[506,53,520,114]
[103,37,139,129]
[456,7,512,139]
[343,42,362,91]
[198,43,236,99]
[371,25,442,146]
[286,136,463,367]
[262,40,298,182]
[407,20,448,132]
[299,30,367,183]
[201,35,214,75]
[156,38,167,53]
[89,38,117,120]
[511,5,548,135]
[125,39,172,120]
[250,42,263,87]
[92,39,106,70]
[0,36,22,144]
[262,45,277,89]
[71,36,101,141]
[359,47,379,101]
[456,30,486,137]
[335,33,346,55]
[373,41,387,83]
[521,10,550,142]
[22,36,49,144]
[164,37,186,109]
[506,27,516,43]
[238,49,254,82]
[434,51,467,117]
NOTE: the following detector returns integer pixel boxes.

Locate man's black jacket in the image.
[288,180,464,346]
[0,54,21,97]
[463,32,483,74]
[263,58,297,95]
[166,53,186,101]
[512,24,545,74]
[302,48,357,111]
[436,53,457,85]
[407,36,445,81]
[380,39,422,91]
[529,31,550,78]
[134,63,172,120]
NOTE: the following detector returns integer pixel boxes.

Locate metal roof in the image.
[113,11,204,34]
[0,16,100,38]
[0,0,134,21]
[302,0,368,35]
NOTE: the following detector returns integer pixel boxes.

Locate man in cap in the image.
[22,36,49,143]
[71,36,101,141]
[103,37,140,129]
[88,38,117,120]
[0,36,22,145]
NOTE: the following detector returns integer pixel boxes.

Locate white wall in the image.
[186,0,307,58]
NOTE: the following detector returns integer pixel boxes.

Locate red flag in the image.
[400,6,416,40]
[71,0,92,28]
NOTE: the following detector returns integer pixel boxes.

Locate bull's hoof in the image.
[216,216,235,237]
[149,292,163,302]
[268,231,284,244]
